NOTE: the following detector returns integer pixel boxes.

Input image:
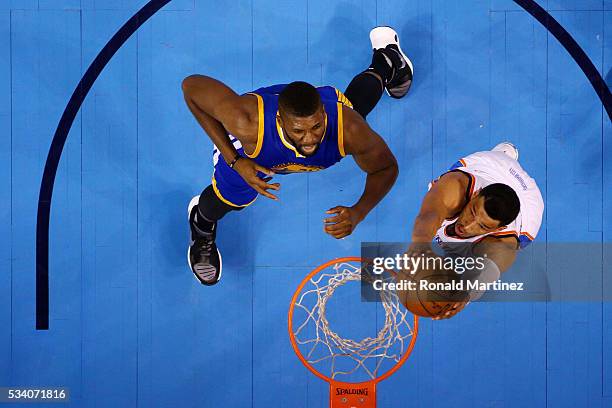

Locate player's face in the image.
[454,195,503,238]
[279,106,327,156]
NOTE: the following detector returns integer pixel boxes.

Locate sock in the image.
[193,210,215,235]
[191,184,241,236]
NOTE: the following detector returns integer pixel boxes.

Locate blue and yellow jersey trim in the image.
[211,175,257,208]
[337,102,346,157]
[335,88,353,109]
[334,88,351,157]
[276,115,304,158]
[248,85,351,160]
[245,93,264,159]
[274,110,329,159]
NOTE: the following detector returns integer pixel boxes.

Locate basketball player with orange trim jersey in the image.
[407,142,544,319]
[182,27,412,285]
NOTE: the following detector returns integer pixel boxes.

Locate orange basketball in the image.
[396,268,470,318]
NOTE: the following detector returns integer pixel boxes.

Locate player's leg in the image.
[344,26,414,118]
[188,150,257,285]
[343,68,386,119]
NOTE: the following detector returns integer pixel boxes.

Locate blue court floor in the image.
[0,0,611,407]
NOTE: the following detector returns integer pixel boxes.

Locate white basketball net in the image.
[292,261,415,380]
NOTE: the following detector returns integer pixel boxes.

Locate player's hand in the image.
[323,206,364,239]
[406,242,436,258]
[402,243,437,275]
[432,301,468,320]
[232,157,280,201]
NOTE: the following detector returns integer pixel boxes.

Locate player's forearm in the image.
[185,100,238,161]
[182,78,238,163]
[352,163,398,220]
[411,211,443,243]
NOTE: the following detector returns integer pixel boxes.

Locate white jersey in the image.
[432,150,544,250]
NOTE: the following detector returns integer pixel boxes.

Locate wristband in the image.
[228,154,242,169]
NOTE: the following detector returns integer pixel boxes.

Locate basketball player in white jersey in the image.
[407,142,544,319]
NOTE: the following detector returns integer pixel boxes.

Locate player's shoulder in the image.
[437,170,471,188]
[219,93,260,140]
[340,104,363,129]
[458,150,506,168]
[238,92,261,118]
[433,171,472,209]
[339,105,375,154]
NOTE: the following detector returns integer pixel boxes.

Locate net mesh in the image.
[292,261,415,381]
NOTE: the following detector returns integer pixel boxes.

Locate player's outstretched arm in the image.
[410,172,468,246]
[397,175,473,321]
[182,75,257,160]
[182,75,279,200]
[323,106,398,239]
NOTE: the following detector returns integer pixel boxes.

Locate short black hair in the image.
[278,81,321,117]
[479,183,520,226]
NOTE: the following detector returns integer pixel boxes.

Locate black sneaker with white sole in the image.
[370,26,414,99]
[188,196,222,285]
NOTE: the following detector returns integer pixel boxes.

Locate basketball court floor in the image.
[0,0,610,406]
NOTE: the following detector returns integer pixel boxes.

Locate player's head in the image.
[454,183,520,238]
[277,81,326,156]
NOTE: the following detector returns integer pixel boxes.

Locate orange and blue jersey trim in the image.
[519,232,535,248]
[474,230,521,248]
[466,172,475,198]
[447,169,476,203]
[449,158,467,170]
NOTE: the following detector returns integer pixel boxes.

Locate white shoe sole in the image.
[187,195,223,284]
[369,26,414,81]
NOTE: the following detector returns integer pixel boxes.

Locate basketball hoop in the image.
[288,257,419,407]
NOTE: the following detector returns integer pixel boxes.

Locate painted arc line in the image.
[512,0,611,119]
[35,0,172,330]
[35,0,610,330]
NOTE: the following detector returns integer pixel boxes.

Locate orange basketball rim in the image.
[288,257,419,408]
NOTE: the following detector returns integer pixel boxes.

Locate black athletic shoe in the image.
[187,196,222,285]
[370,26,414,99]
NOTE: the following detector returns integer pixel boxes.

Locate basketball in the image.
[396,267,470,318]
